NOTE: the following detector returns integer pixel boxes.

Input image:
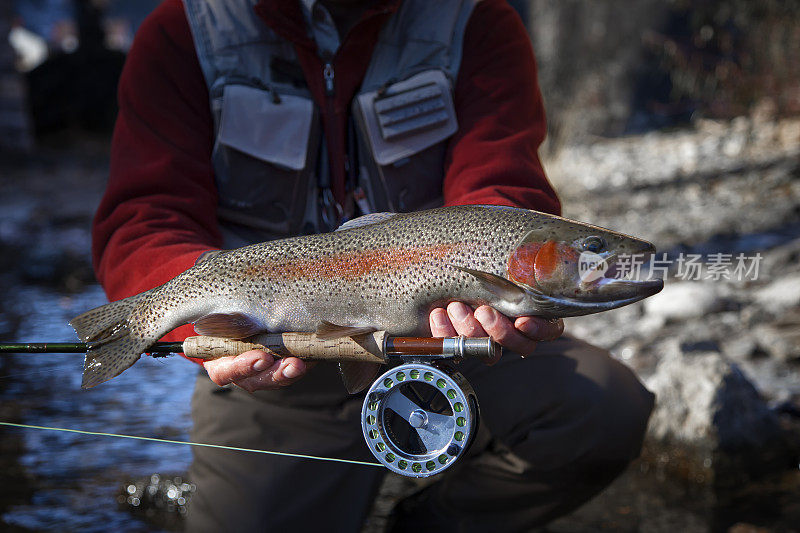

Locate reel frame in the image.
[361,362,479,478]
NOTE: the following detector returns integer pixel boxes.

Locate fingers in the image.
[446,302,487,337]
[203,350,311,392]
[428,304,566,362]
[233,357,312,393]
[430,303,497,354]
[203,349,273,386]
[474,306,538,358]
[514,316,564,341]
[429,307,457,337]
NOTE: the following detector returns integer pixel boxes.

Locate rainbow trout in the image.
[71,205,662,390]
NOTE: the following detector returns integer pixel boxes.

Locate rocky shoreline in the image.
[541,115,800,531]
[548,114,800,472]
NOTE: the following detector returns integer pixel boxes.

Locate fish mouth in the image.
[593,277,664,302]
[541,278,662,314]
[530,277,663,318]
[576,247,664,306]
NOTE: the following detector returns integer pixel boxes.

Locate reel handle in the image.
[385,336,499,363]
[183,332,387,363]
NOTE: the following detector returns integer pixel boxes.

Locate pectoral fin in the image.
[316,321,377,340]
[193,313,263,339]
[451,265,526,305]
[339,361,381,394]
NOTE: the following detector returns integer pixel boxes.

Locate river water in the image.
[0,145,199,531]
[1,283,197,531]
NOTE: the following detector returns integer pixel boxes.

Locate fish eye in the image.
[581,236,606,253]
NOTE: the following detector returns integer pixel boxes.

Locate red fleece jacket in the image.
[92,0,561,342]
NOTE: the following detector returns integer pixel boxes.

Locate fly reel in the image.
[361,363,479,477]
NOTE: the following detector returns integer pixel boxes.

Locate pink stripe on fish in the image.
[244,243,467,280]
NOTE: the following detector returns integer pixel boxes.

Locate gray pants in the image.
[186,336,654,532]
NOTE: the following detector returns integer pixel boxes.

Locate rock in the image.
[754,314,800,362]
[645,347,790,485]
[721,336,760,361]
[644,282,724,321]
[680,339,720,353]
[755,274,800,310]
[634,313,667,337]
[761,238,800,276]
[739,305,776,328]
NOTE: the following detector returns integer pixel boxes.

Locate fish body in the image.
[71,205,662,389]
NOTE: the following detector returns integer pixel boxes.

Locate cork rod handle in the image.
[182,331,388,364]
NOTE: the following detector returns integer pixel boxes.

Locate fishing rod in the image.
[0,332,498,363]
[0,332,496,478]
[0,342,181,355]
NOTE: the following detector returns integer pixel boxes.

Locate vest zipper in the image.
[320,60,342,227]
[323,62,335,95]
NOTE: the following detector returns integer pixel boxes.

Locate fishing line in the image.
[0,421,383,468]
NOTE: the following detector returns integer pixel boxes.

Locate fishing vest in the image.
[183,0,478,248]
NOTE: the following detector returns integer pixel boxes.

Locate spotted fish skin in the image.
[71,205,662,388]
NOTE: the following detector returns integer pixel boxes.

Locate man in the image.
[92,0,654,531]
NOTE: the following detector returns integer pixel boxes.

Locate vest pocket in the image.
[212,84,316,235]
[355,70,457,212]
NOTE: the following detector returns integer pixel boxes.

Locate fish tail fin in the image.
[69,293,151,389]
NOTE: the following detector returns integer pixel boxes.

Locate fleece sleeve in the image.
[91,0,222,340]
[444,0,561,215]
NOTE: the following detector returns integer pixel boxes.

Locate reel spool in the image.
[361,363,479,477]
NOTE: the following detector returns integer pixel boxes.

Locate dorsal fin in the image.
[335,212,398,232]
[193,312,263,339]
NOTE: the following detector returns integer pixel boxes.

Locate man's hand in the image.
[202,303,560,390]
[203,350,312,393]
[429,302,564,363]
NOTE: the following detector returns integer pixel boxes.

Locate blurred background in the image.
[0,0,798,531]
